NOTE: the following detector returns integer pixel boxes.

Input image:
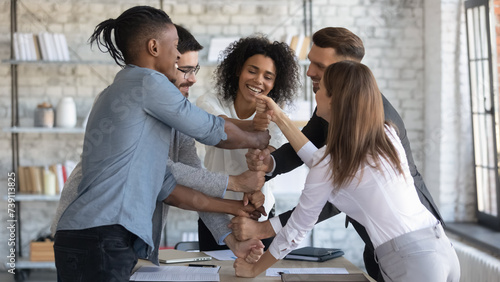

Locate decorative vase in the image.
[34,102,54,128]
[56,97,77,128]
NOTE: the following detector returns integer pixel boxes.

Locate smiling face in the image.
[306,44,343,94]
[156,23,181,81]
[173,51,199,98]
[236,54,276,108]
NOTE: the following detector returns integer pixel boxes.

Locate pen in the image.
[188,264,218,268]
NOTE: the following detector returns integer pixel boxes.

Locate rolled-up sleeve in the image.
[142,73,227,146]
[297,141,318,167]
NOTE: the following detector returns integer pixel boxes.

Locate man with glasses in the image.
[164,25,266,257]
[173,54,200,98]
[51,25,266,265]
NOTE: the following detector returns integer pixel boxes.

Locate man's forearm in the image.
[216,120,269,150]
[169,160,227,197]
[221,116,254,131]
[199,212,232,245]
[164,185,240,215]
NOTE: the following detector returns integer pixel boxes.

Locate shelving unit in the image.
[5,1,106,281]
[2,59,114,65]
[4,127,86,134]
[3,194,61,202]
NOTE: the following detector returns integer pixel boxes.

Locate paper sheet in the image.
[203,249,238,261]
[130,265,220,281]
[266,267,349,277]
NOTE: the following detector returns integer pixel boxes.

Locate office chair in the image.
[174,241,200,252]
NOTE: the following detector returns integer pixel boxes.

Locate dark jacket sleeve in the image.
[271,108,336,226]
[381,95,444,223]
[279,201,341,226]
[268,108,328,180]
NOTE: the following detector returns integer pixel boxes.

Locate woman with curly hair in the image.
[196,35,300,251]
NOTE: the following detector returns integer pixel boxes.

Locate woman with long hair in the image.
[234,60,460,281]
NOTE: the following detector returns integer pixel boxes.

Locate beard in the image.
[179,82,194,88]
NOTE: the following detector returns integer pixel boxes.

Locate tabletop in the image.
[133,250,376,282]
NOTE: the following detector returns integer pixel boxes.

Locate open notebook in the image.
[158,249,212,264]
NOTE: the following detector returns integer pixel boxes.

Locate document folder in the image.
[284,247,344,262]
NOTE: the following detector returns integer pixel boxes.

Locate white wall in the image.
[424,0,475,222]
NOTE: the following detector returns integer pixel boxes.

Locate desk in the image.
[133,250,375,281]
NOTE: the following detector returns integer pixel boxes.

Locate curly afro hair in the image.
[214,35,300,106]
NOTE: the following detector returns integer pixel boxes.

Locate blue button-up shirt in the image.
[57,65,226,263]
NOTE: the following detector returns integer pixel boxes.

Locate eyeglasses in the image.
[177,65,200,79]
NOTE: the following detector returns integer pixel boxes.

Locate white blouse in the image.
[196,92,286,220]
[269,125,437,259]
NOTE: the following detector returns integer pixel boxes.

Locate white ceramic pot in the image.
[56,97,77,128]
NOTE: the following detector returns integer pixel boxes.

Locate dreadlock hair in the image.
[89,6,173,67]
[214,35,300,106]
[175,24,203,54]
[321,60,404,188]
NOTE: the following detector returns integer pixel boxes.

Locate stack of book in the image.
[30,239,55,261]
[17,161,76,195]
[285,34,311,61]
[13,32,70,61]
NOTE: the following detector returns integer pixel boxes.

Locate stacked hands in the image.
[230,95,283,273]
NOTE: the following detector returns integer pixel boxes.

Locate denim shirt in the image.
[57,65,226,264]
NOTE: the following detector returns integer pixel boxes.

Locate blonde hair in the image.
[321,61,404,188]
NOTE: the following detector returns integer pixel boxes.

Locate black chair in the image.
[174,241,200,252]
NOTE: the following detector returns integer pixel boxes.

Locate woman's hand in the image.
[256,95,283,123]
[253,111,272,131]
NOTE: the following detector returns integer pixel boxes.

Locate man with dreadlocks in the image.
[53,6,269,281]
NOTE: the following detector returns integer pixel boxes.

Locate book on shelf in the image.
[285,34,311,61]
[17,161,76,195]
[13,32,70,61]
[284,247,344,262]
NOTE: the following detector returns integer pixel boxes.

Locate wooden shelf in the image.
[3,127,85,134]
[4,259,55,270]
[2,194,60,201]
[199,59,309,67]
[2,59,115,65]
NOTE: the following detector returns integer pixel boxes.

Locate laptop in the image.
[158,249,212,264]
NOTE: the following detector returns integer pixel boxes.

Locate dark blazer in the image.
[268,94,443,280]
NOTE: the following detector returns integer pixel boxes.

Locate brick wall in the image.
[0,0,474,272]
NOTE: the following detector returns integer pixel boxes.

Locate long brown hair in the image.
[321,61,404,188]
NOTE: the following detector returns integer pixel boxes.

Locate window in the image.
[465,0,500,230]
